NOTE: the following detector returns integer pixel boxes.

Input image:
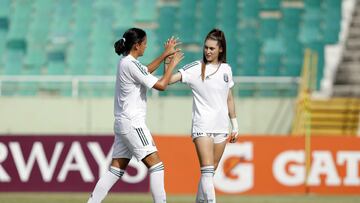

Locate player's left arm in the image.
[227,89,239,143]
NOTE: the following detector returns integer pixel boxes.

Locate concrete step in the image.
[346,40,360,50]
[333,85,360,97]
[348,28,360,38]
[337,62,360,70]
[342,51,360,62]
[335,72,360,84]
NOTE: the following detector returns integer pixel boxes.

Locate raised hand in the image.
[163,36,181,58]
[168,51,184,67]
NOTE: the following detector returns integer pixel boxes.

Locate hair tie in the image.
[122,38,126,43]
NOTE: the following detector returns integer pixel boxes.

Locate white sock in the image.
[200,166,216,203]
[87,166,124,203]
[149,162,166,203]
[196,179,205,203]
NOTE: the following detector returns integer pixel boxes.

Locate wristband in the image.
[231,118,238,132]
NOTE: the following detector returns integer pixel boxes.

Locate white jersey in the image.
[179,60,234,134]
[114,54,158,131]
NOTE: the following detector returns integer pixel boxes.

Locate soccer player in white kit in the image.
[87,28,183,203]
[168,29,239,203]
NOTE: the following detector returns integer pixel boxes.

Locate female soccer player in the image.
[167,28,239,203]
[87,27,183,203]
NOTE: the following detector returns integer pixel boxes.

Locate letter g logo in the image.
[214,142,254,193]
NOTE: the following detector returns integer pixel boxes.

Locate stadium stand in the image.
[0,0,343,97]
[333,0,360,97]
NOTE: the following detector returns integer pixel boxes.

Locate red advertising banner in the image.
[0,135,359,195]
[0,136,149,192]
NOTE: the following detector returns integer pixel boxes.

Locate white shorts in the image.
[112,119,157,161]
[191,132,228,144]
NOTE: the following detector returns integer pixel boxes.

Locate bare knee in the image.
[142,152,162,168]
[111,158,130,170]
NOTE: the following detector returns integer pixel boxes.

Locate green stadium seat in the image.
[47,51,66,75]
[0,17,9,30]
[281,7,302,25]
[7,1,32,39]
[238,25,258,43]
[304,0,321,9]
[50,0,73,40]
[177,0,198,43]
[112,0,135,29]
[219,0,238,23]
[0,0,342,97]
[227,42,240,71]
[3,50,24,75]
[197,0,218,40]
[322,7,341,44]
[140,30,159,65]
[282,56,302,76]
[0,30,6,62]
[0,0,10,17]
[259,18,279,40]
[135,0,157,22]
[23,46,45,75]
[156,6,177,41]
[260,0,281,10]
[28,17,51,45]
[239,54,260,76]
[239,0,260,21]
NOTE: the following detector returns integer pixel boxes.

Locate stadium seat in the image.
[260,0,281,10]
[197,0,218,40]
[0,0,10,17]
[3,49,24,75]
[0,0,343,97]
[23,45,45,75]
[177,0,198,43]
[239,0,260,22]
[156,6,177,41]
[7,1,32,40]
[259,18,279,40]
[0,30,6,65]
[112,0,135,29]
[47,50,66,75]
[218,0,239,24]
[135,0,157,22]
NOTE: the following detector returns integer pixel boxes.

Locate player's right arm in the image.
[168,72,182,84]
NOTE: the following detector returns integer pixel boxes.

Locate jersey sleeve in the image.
[228,64,235,88]
[178,61,200,84]
[129,60,158,89]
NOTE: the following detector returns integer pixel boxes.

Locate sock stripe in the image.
[201,166,214,175]
[109,168,124,178]
[149,163,164,173]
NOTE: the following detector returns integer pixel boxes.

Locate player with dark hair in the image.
[87,27,183,203]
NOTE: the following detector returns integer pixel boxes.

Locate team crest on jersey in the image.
[223,73,229,83]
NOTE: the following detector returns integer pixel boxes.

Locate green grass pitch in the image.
[0,193,359,203]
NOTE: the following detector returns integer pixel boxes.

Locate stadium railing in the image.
[0,75,300,98]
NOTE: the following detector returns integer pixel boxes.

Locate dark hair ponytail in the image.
[114,28,146,56]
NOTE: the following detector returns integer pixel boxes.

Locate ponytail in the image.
[114,38,126,56]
